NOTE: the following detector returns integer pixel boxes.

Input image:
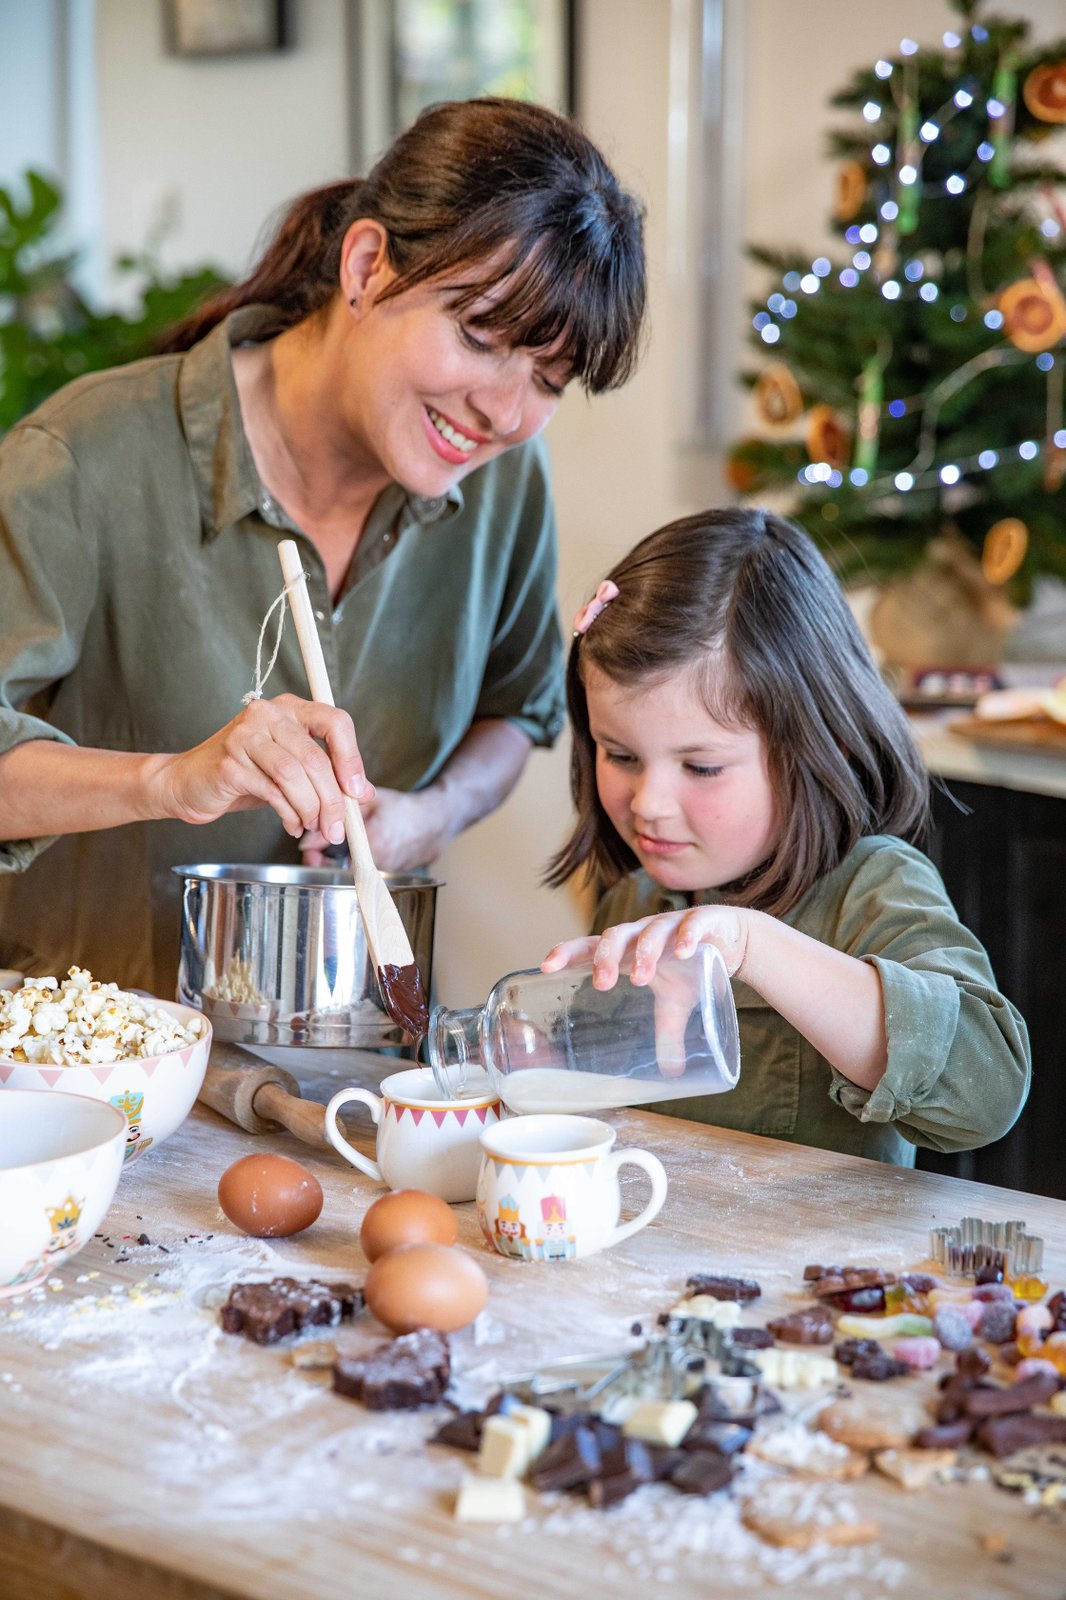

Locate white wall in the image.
[6,0,1065,1005]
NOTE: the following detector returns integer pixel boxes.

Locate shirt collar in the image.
[177,305,464,541]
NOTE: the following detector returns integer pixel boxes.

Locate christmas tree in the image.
[729,0,1066,615]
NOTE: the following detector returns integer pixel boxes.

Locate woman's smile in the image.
[422,404,485,462]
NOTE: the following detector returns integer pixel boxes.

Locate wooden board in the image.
[948,714,1066,757]
[1,1047,1064,1600]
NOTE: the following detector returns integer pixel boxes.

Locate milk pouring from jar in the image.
[427,947,740,1114]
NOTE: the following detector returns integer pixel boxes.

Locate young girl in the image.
[541,509,1030,1165]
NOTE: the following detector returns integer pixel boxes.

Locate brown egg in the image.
[365,1242,487,1334]
[218,1153,323,1238]
[360,1188,458,1262]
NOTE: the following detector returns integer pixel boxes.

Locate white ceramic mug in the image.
[325,1067,503,1203]
[476,1113,668,1262]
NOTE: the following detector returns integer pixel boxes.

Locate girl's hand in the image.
[300,786,449,872]
[153,694,368,843]
[542,906,753,987]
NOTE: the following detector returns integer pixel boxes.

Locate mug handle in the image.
[603,1148,668,1247]
[324,1088,384,1182]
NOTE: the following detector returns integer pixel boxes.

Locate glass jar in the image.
[428,946,740,1114]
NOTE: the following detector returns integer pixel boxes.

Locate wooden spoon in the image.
[277,539,429,1040]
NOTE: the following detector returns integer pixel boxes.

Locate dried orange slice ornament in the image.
[1023,62,1066,124]
[999,276,1066,354]
[806,404,851,470]
[982,518,1029,585]
[835,161,867,222]
[755,364,804,427]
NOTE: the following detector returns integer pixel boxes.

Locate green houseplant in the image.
[0,170,227,434]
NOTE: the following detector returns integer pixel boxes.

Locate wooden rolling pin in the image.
[197,1044,328,1148]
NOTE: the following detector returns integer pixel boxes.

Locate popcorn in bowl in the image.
[0,967,206,1066]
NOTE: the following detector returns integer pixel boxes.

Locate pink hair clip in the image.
[573,579,619,637]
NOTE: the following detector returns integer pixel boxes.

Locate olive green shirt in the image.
[592,836,1031,1165]
[0,307,564,993]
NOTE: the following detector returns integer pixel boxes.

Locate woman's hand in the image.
[542,905,754,988]
[300,786,451,872]
[152,694,369,842]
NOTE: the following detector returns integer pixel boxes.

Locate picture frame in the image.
[163,0,287,59]
[348,0,575,171]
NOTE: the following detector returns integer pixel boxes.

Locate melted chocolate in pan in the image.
[378,962,430,1042]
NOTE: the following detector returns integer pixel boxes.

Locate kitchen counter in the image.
[1,1048,1063,1600]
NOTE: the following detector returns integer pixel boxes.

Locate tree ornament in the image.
[754,363,804,427]
[1023,62,1066,124]
[835,161,867,223]
[806,404,851,470]
[1044,444,1066,492]
[999,275,1066,353]
[726,447,761,494]
[853,355,884,476]
[981,519,1029,585]
[988,58,1018,188]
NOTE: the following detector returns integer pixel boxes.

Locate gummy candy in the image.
[892,1336,940,1370]
[835,1312,934,1340]
[1015,1303,1053,1340]
[1042,1332,1066,1375]
[1007,1274,1049,1301]
[883,1282,927,1315]
[932,1306,973,1352]
[978,1301,1016,1344]
[1017,1331,1047,1359]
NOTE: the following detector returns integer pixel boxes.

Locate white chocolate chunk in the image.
[508,1403,552,1463]
[622,1399,698,1447]
[753,1348,838,1390]
[670,1296,742,1329]
[477,1416,530,1479]
[455,1471,526,1523]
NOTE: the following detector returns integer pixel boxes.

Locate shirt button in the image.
[314,609,325,622]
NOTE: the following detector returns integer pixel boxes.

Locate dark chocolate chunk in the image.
[530,1425,602,1491]
[766,1307,833,1345]
[819,1286,886,1314]
[727,1326,774,1350]
[898,1273,938,1295]
[1047,1290,1066,1332]
[975,1259,1005,1285]
[587,1472,640,1509]
[834,1338,884,1367]
[431,1410,484,1451]
[669,1449,734,1496]
[976,1413,1066,1458]
[956,1346,992,1380]
[682,1420,752,1455]
[331,1328,450,1410]
[598,1435,659,1484]
[964,1371,1061,1418]
[686,1273,761,1302]
[220,1277,363,1345]
[913,1419,976,1449]
[849,1353,911,1381]
[808,1267,895,1299]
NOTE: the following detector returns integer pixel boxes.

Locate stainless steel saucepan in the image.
[174,864,440,1050]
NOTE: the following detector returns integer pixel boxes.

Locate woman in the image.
[0,98,646,994]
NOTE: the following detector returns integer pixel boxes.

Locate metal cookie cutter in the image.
[929,1217,1044,1276]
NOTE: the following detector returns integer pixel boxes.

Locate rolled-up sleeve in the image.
[826,843,1030,1153]
[0,423,99,871]
[472,439,565,749]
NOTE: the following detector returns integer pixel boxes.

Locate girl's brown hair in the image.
[546,509,930,916]
[159,97,646,393]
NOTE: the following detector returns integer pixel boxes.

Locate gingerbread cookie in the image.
[818,1392,927,1452]
[741,1482,880,1550]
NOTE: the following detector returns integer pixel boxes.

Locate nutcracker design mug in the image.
[476,1113,668,1261]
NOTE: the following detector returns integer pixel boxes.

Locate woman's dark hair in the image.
[159,97,646,393]
[546,509,930,916]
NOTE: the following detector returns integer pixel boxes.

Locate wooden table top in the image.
[2,1048,1063,1600]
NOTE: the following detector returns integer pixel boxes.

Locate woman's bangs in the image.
[452,241,633,393]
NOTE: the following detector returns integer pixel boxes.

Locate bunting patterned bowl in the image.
[0,1089,126,1296]
[0,1000,211,1163]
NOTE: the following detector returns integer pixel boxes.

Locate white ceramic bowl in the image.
[0,999,211,1163]
[0,1089,126,1296]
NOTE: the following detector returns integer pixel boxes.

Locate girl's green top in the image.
[592,836,1030,1164]
[0,307,564,994]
